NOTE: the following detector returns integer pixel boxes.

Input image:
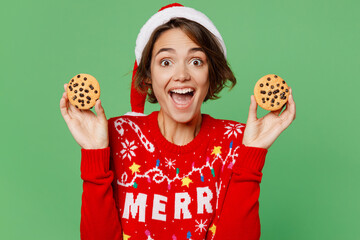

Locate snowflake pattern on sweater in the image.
[80,111,267,240]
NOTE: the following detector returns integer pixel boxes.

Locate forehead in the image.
[152,28,201,52]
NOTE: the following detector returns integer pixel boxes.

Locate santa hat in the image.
[128,3,227,115]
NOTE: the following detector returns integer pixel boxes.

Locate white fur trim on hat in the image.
[124,111,147,117]
[135,6,227,65]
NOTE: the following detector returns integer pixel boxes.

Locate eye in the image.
[160,59,172,67]
[190,58,203,66]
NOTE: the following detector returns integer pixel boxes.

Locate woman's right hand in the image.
[60,83,109,149]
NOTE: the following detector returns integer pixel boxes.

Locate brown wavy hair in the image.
[134,17,236,103]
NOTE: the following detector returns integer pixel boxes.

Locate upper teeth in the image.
[170,88,194,94]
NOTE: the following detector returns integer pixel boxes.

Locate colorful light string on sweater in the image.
[117,142,240,190]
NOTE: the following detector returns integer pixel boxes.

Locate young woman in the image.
[60,3,296,240]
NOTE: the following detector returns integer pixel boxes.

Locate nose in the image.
[173,63,190,82]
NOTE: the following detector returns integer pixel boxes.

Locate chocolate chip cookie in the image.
[67,73,100,110]
[254,74,289,111]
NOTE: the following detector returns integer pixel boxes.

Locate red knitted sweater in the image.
[80,111,268,240]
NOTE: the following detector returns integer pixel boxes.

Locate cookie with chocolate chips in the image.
[67,73,100,110]
[254,74,289,111]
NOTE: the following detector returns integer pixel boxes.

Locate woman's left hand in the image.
[242,87,296,149]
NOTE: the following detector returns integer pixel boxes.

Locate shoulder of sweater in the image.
[205,115,246,145]
[107,113,151,142]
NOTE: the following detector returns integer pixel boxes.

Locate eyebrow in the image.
[155,47,204,57]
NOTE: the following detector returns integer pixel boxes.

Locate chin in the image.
[167,107,201,124]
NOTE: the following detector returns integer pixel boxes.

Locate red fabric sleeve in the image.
[80,147,123,240]
[212,144,267,240]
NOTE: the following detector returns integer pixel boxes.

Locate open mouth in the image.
[169,88,195,107]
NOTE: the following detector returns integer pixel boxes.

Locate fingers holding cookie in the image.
[288,87,296,119]
[247,95,258,122]
[94,99,107,123]
[60,86,71,123]
[279,87,296,127]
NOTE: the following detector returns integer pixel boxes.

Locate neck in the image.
[157,110,202,146]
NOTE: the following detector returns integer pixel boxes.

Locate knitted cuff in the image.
[233,144,268,173]
[80,147,110,179]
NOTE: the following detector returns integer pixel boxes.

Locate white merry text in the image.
[122,187,213,222]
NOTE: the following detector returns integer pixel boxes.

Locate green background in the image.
[1,0,359,239]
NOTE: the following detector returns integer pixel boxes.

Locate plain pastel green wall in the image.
[1,0,359,239]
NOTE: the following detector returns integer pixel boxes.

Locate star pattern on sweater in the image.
[123,233,131,240]
[181,176,193,188]
[129,162,141,174]
[211,146,222,156]
[209,224,216,235]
